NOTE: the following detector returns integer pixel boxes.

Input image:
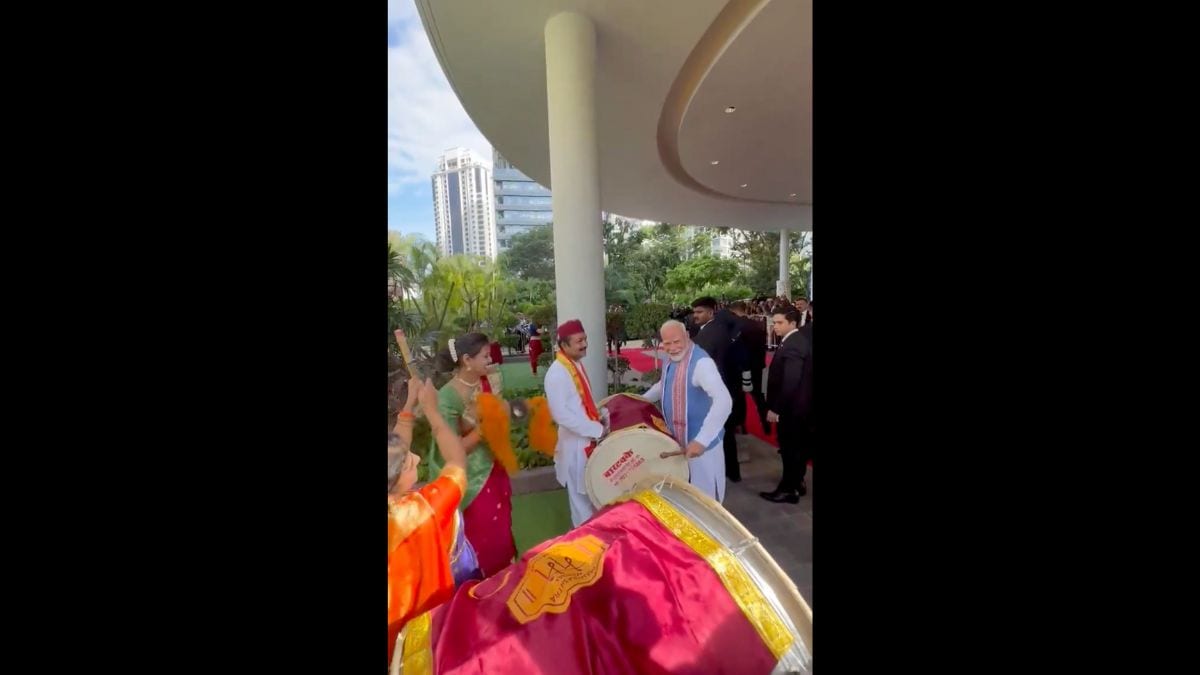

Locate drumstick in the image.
[392,329,418,379]
[660,450,685,459]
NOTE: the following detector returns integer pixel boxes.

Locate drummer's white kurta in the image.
[544,358,605,526]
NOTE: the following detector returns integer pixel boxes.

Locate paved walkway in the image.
[722,433,813,608]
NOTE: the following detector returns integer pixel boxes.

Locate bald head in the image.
[659,320,691,362]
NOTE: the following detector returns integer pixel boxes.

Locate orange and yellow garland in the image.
[475,392,518,475]
[527,396,557,457]
[475,392,559,468]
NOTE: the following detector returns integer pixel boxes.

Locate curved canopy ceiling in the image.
[417,0,811,231]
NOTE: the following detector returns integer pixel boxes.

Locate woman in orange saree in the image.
[387,377,478,666]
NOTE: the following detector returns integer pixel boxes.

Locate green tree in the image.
[731,230,810,296]
[603,218,649,305]
[498,226,555,281]
[683,229,714,260]
[604,265,639,306]
[789,251,812,299]
[388,236,456,427]
[514,278,555,306]
[441,256,485,330]
[665,256,740,296]
[603,218,647,269]
[628,225,685,302]
[388,235,446,344]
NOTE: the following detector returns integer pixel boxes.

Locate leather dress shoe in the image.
[759,490,800,504]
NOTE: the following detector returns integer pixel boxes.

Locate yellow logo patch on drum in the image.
[507,535,609,624]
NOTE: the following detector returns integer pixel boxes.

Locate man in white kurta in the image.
[544,319,606,526]
[643,320,733,502]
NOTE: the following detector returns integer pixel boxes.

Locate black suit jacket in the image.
[738,316,767,370]
[767,329,812,421]
[694,316,736,386]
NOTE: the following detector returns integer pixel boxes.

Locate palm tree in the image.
[388,238,454,362]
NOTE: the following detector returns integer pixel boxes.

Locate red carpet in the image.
[612,347,659,374]
[741,393,779,447]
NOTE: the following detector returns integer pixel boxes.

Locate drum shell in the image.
[585,427,688,508]
[599,392,672,438]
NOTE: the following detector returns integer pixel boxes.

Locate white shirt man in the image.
[544,319,605,526]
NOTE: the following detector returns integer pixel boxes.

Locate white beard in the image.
[668,352,685,362]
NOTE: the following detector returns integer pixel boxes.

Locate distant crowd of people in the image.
[668,296,812,351]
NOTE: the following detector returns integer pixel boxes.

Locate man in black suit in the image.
[729,301,770,433]
[794,297,813,328]
[761,307,812,504]
[691,296,743,482]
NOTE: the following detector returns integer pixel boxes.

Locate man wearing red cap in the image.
[544,319,607,526]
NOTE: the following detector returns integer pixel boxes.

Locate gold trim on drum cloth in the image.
[399,611,433,675]
[628,491,794,660]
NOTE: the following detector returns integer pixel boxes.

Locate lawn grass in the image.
[511,489,573,556]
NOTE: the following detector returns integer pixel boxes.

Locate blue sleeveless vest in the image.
[661,344,724,452]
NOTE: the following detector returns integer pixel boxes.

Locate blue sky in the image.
[388,0,491,242]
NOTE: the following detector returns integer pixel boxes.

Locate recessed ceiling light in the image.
[740,183,748,188]
[725,106,736,113]
[710,160,720,165]
[789,193,797,197]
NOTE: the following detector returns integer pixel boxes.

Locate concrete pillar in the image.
[545,12,606,398]
[777,229,791,299]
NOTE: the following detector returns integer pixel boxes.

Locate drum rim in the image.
[626,475,812,671]
[585,428,688,509]
[595,426,678,442]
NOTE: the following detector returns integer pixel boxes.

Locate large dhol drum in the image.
[396,477,812,675]
[585,393,689,508]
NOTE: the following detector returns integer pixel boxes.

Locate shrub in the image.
[607,383,644,396]
[502,386,544,401]
[529,305,556,331]
[626,303,672,344]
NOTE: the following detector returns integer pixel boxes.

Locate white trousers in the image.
[688,444,727,503]
[566,475,596,527]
